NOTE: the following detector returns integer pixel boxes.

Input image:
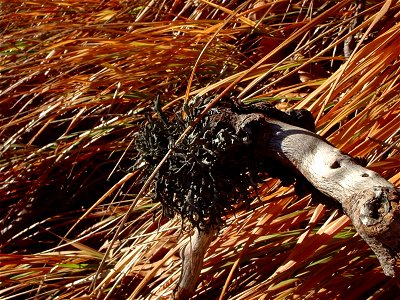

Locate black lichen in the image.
[136,101,264,231]
[136,98,317,232]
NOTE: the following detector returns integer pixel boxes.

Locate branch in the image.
[174,228,217,299]
[262,118,400,276]
[168,108,399,299]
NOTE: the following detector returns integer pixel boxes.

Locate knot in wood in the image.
[360,187,391,226]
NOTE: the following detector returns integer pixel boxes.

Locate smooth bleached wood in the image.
[264,118,400,277]
[174,228,216,300]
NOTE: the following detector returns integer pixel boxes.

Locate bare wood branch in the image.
[174,228,217,300]
[263,118,400,276]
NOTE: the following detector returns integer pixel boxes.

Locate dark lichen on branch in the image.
[136,98,317,232]
[136,99,259,231]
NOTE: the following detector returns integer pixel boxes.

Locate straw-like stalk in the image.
[1,0,399,299]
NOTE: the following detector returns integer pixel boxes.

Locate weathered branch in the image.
[164,108,399,299]
[174,228,217,299]
[262,118,400,277]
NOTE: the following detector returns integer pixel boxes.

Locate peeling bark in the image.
[173,108,400,299]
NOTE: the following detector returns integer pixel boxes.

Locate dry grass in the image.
[1,0,400,299]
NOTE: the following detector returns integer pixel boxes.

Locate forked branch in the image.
[142,107,399,299]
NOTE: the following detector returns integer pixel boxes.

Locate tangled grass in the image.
[1,0,400,299]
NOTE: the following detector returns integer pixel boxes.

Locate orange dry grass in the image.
[1,0,400,299]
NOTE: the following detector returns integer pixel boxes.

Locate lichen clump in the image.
[136,103,262,231]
